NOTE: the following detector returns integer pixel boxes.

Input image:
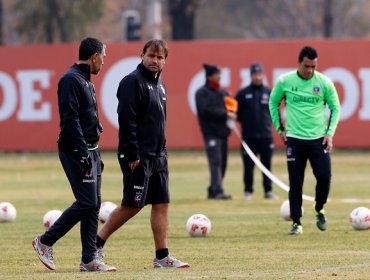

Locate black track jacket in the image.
[195,83,230,138]
[57,64,102,156]
[117,63,167,162]
[235,83,272,139]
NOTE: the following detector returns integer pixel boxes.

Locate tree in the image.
[168,0,202,40]
[323,0,333,38]
[0,0,3,44]
[12,0,103,43]
[195,0,370,39]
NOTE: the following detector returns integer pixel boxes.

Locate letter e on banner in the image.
[16,70,52,121]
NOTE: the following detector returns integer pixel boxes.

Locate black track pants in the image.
[41,149,102,263]
[286,137,331,221]
[204,136,228,196]
[241,138,273,194]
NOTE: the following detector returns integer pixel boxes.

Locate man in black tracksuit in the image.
[235,64,278,201]
[95,39,189,269]
[196,63,234,200]
[32,38,115,272]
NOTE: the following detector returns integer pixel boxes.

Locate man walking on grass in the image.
[32,37,116,272]
[269,46,340,235]
[95,39,189,269]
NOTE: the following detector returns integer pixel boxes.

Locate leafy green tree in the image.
[13,0,103,43]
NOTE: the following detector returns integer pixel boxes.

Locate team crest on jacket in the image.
[313,86,321,94]
[261,93,269,104]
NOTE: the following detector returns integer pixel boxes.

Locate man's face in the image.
[141,46,166,74]
[208,72,221,84]
[251,71,264,86]
[91,47,106,75]
[298,57,317,79]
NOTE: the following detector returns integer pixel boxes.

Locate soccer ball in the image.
[349,207,370,230]
[280,200,304,221]
[186,214,211,237]
[43,209,63,229]
[0,202,17,222]
[99,201,117,223]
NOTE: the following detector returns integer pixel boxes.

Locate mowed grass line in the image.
[0,150,370,279]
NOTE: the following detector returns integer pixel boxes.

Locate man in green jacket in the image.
[269,46,340,235]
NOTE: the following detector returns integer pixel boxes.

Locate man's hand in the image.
[323,134,333,153]
[100,159,104,173]
[227,111,237,120]
[280,130,287,143]
[129,160,140,171]
[80,155,92,174]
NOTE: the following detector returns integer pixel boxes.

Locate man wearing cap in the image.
[195,63,235,200]
[235,63,278,201]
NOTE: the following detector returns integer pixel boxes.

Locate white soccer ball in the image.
[0,202,17,222]
[43,209,63,229]
[280,200,304,221]
[186,214,212,237]
[99,201,117,223]
[349,207,370,230]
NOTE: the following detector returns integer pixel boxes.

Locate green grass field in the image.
[1,149,370,279]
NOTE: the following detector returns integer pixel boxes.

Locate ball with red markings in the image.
[349,207,370,230]
[43,209,62,229]
[186,214,211,237]
[0,202,17,223]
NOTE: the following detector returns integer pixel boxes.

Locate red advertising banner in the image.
[0,39,369,151]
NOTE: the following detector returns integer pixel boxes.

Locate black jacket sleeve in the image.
[117,76,141,162]
[58,76,88,156]
[235,90,243,122]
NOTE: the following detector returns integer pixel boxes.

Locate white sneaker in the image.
[79,247,116,272]
[80,258,117,272]
[244,192,253,201]
[153,255,189,268]
[32,236,55,270]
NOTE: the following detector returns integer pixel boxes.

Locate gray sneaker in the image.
[80,258,117,272]
[153,255,189,268]
[264,191,279,200]
[32,236,55,270]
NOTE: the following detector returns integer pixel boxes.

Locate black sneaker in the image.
[208,193,232,200]
[314,208,327,231]
[288,223,303,235]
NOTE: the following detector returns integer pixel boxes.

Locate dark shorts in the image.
[118,155,170,208]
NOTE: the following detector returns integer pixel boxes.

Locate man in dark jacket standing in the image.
[235,63,278,201]
[196,64,235,200]
[32,37,116,272]
[95,39,189,269]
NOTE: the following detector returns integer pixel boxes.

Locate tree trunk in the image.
[0,0,3,44]
[323,0,333,38]
[169,0,197,40]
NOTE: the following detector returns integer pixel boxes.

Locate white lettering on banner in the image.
[0,71,17,121]
[101,57,141,128]
[16,70,52,121]
[187,67,370,122]
[358,69,370,120]
[323,68,358,121]
[239,69,251,88]
[188,68,231,114]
